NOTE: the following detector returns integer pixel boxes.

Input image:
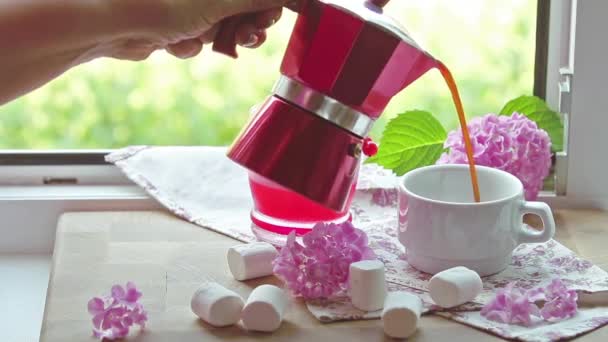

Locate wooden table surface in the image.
[41,210,608,341]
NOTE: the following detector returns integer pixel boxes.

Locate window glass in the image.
[0,0,537,148]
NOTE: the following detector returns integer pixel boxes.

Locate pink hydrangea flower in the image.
[437,113,552,200]
[371,188,398,207]
[272,222,376,299]
[88,282,147,340]
[480,282,540,326]
[481,279,578,326]
[528,279,578,321]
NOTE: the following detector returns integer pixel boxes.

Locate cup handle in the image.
[517,201,556,244]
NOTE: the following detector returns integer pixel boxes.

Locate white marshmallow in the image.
[382,292,423,339]
[190,282,244,327]
[241,285,288,332]
[428,266,483,308]
[227,242,278,281]
[349,259,387,311]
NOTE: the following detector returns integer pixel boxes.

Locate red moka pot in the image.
[221,0,437,243]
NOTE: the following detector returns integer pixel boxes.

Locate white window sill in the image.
[0,185,162,254]
[0,183,156,340]
[0,186,158,341]
[0,184,149,200]
[0,254,51,342]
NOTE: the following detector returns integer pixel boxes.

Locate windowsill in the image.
[0,184,149,200]
[0,185,161,254]
[0,254,51,342]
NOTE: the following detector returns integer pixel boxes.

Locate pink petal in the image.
[111,284,126,300]
[87,297,105,315]
[92,313,105,329]
[93,326,129,341]
[484,310,510,323]
[481,282,540,326]
[89,282,147,340]
[92,328,104,339]
[108,306,128,317]
[124,283,143,303]
[482,279,578,326]
[101,315,113,330]
[535,279,578,320]
[115,327,130,339]
[526,288,546,302]
[134,311,148,326]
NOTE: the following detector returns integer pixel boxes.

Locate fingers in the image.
[166,39,204,59]
[199,24,220,44]
[234,8,280,48]
[235,22,265,48]
[168,6,282,60]
[244,30,267,48]
[110,39,158,61]
[254,7,282,29]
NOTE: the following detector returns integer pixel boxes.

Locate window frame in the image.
[4,1,606,208]
[0,2,551,166]
[545,0,608,209]
[533,0,550,100]
[0,150,108,165]
[5,0,608,255]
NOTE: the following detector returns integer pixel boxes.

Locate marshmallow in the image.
[227,242,278,281]
[190,282,244,327]
[349,259,387,311]
[428,266,483,308]
[382,292,423,339]
[241,285,288,332]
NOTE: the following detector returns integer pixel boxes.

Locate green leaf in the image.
[499,95,564,152]
[499,95,549,116]
[526,110,564,152]
[365,110,447,176]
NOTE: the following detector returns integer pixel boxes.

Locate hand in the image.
[111,0,291,61]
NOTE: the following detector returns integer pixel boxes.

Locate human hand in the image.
[110,0,292,61]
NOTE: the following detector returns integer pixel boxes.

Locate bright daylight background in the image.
[0,0,537,148]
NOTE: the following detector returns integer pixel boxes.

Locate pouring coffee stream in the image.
[219,0,481,242]
[436,61,481,203]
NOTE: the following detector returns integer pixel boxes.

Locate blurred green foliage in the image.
[0,0,537,148]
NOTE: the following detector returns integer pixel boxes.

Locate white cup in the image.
[398,164,555,276]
